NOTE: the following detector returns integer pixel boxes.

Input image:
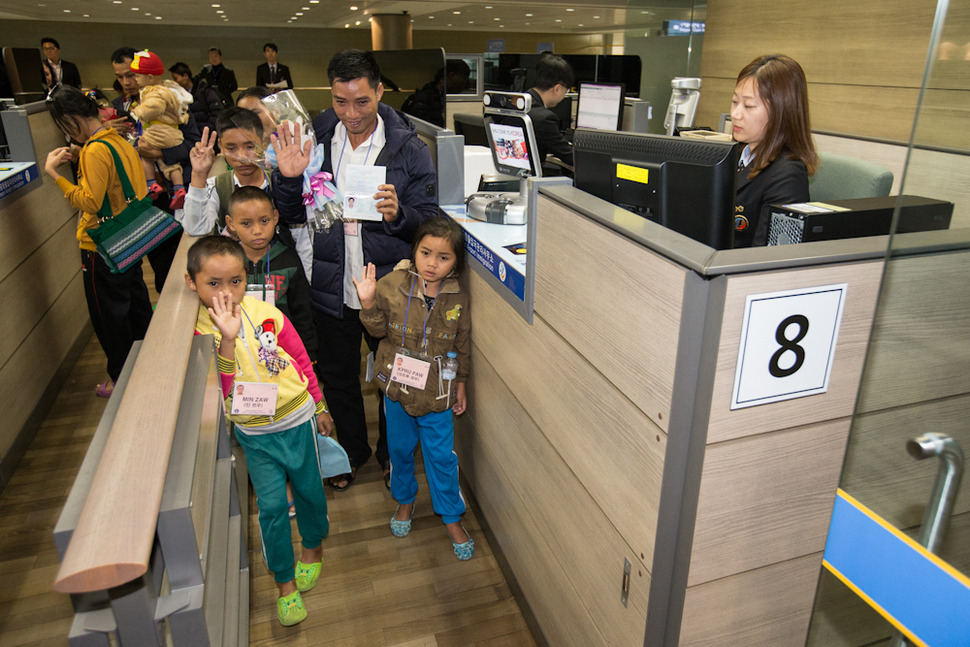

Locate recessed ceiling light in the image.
[525,13,533,17]
[83,13,89,16]
[344,23,349,27]
[468,20,474,23]
[131,7,139,10]
[428,15,434,19]
[350,5,358,9]
[295,12,303,15]
[302,6,310,10]
[310,0,319,3]
[355,20,360,25]
[211,3,219,6]
[493,17,499,21]
[567,7,574,11]
[594,15,600,18]
[63,8,70,12]
[453,10,460,14]
[555,19,561,22]
[144,11,151,15]
[112,1,122,3]
[485,4,492,8]
[156,16,163,20]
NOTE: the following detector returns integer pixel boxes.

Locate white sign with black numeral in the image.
[731,283,848,410]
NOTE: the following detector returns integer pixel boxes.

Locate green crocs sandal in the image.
[277,590,307,626]
[295,560,322,592]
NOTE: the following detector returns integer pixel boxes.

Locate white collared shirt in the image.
[331,115,386,309]
[739,144,755,170]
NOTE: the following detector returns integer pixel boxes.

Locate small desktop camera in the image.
[483,91,532,114]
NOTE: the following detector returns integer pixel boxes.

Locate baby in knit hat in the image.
[130,49,193,209]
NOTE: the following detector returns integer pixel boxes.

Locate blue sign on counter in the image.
[0,163,40,200]
[463,228,525,300]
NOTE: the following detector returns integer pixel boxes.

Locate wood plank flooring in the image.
[0,286,536,646]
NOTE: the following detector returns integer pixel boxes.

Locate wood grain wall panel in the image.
[700,0,935,86]
[456,346,651,647]
[688,419,851,587]
[534,197,686,431]
[841,393,970,530]
[0,272,86,458]
[695,0,964,145]
[0,218,79,366]
[695,78,921,144]
[679,553,823,647]
[856,250,970,413]
[706,261,883,444]
[467,270,666,565]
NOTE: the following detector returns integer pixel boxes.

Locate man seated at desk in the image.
[527,54,575,172]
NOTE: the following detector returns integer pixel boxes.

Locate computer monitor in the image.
[576,82,625,131]
[573,129,739,249]
[484,112,542,179]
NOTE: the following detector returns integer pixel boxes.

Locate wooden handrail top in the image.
[55,235,201,594]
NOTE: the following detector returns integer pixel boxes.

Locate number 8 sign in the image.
[731,284,848,410]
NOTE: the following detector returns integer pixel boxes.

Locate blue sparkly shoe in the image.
[450,525,475,561]
[389,504,414,537]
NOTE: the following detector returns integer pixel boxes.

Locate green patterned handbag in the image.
[85,139,182,273]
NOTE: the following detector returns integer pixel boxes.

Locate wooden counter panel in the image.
[680,553,822,647]
[0,179,77,281]
[707,261,882,444]
[0,218,79,366]
[842,393,970,529]
[688,419,851,587]
[457,346,651,647]
[535,197,686,430]
[468,270,666,563]
[857,250,970,413]
[0,272,86,458]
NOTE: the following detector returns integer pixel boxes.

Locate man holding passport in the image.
[272,48,438,491]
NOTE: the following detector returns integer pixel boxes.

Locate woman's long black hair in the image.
[48,85,99,141]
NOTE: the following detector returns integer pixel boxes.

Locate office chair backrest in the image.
[809,151,894,202]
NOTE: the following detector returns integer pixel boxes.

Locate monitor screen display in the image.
[576,82,625,131]
[485,115,540,178]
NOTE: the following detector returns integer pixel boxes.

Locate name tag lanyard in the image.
[256,249,270,301]
[229,305,279,419]
[396,278,453,404]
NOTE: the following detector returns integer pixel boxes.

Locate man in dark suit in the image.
[195,47,238,106]
[41,37,81,88]
[527,53,575,168]
[256,43,294,92]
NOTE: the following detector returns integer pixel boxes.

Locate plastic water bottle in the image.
[441,351,458,381]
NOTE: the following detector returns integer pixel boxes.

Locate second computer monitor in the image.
[575,82,625,131]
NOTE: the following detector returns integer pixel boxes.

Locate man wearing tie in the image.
[256,43,294,93]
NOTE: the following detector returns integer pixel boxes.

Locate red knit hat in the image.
[131,50,164,76]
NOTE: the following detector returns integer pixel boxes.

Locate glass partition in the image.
[622,0,706,133]
[808,1,970,644]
